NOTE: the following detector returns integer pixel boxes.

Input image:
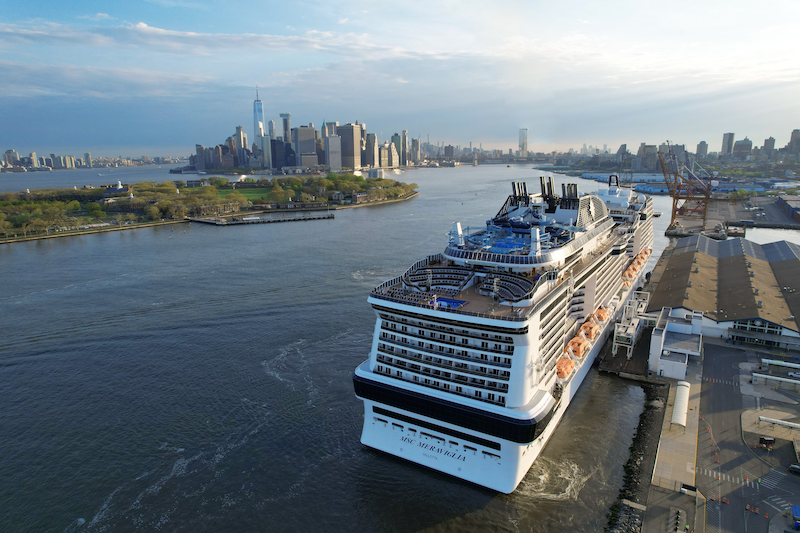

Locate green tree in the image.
[65,200,81,212]
[144,205,161,221]
[91,209,105,220]
[85,202,102,212]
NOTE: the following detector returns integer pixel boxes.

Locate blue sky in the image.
[1,0,799,157]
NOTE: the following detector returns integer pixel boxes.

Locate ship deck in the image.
[370,217,634,322]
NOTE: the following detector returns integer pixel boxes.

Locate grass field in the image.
[217,188,269,201]
[184,187,269,201]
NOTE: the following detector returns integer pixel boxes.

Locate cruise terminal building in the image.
[646,235,800,351]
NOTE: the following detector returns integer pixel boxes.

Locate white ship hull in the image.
[354,179,654,493]
[356,265,646,493]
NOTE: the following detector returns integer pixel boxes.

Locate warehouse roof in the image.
[647,235,800,332]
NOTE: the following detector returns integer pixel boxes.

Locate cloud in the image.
[0,59,217,99]
[77,13,114,21]
[338,18,349,24]
[0,21,410,60]
[143,0,208,9]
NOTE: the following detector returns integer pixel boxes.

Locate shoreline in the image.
[0,191,419,245]
[606,382,668,532]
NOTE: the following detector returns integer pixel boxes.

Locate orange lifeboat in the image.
[565,337,591,358]
[580,321,601,340]
[556,358,575,379]
[594,308,611,322]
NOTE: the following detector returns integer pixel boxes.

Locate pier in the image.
[188,212,334,226]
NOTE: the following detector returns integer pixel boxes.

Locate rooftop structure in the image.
[647,234,800,334]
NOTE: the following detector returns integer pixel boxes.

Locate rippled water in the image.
[1,166,673,532]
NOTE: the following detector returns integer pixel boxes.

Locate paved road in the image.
[698,344,800,533]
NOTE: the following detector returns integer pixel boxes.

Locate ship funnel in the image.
[453,222,465,247]
[529,227,541,256]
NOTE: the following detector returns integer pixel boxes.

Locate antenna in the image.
[256,84,259,100]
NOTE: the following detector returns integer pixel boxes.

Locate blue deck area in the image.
[436,298,467,309]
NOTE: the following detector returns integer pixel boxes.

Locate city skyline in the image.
[1,1,799,156]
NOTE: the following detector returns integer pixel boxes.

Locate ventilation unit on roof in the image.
[693,267,699,273]
[750,271,755,277]
[693,258,697,263]
[755,288,760,295]
[688,281,692,287]
[747,261,752,267]
[684,292,690,299]
[757,301,763,308]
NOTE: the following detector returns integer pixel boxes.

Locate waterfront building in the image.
[337,123,362,169]
[721,132,735,155]
[325,135,342,171]
[444,145,455,158]
[28,152,39,168]
[364,133,379,168]
[281,113,292,144]
[3,149,19,166]
[519,128,528,157]
[696,141,708,159]
[387,142,399,168]
[83,152,91,168]
[268,120,276,140]
[401,130,409,166]
[647,234,800,350]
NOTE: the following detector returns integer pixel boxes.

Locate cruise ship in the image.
[353,177,654,493]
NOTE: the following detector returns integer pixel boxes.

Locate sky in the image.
[1,0,799,157]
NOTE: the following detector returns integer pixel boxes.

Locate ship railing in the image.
[369,292,532,322]
[376,353,510,392]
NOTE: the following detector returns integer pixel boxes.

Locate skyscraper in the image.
[233,126,247,152]
[83,152,91,168]
[280,113,291,143]
[763,137,775,158]
[253,91,266,141]
[721,133,735,155]
[292,124,317,166]
[325,135,342,171]
[253,89,271,168]
[411,138,420,163]
[391,133,401,164]
[696,141,708,159]
[268,120,276,140]
[337,123,362,169]
[401,130,409,166]
[788,129,800,155]
[519,128,528,157]
[364,133,379,168]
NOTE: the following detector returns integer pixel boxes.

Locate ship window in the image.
[488,393,496,401]
[456,386,462,393]
[481,342,488,348]
[475,391,482,398]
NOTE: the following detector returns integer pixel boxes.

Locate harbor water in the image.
[2,165,794,532]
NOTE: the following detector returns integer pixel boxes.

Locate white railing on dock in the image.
[758,416,800,430]
[761,358,800,370]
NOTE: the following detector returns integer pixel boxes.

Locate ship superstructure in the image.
[353,177,654,493]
